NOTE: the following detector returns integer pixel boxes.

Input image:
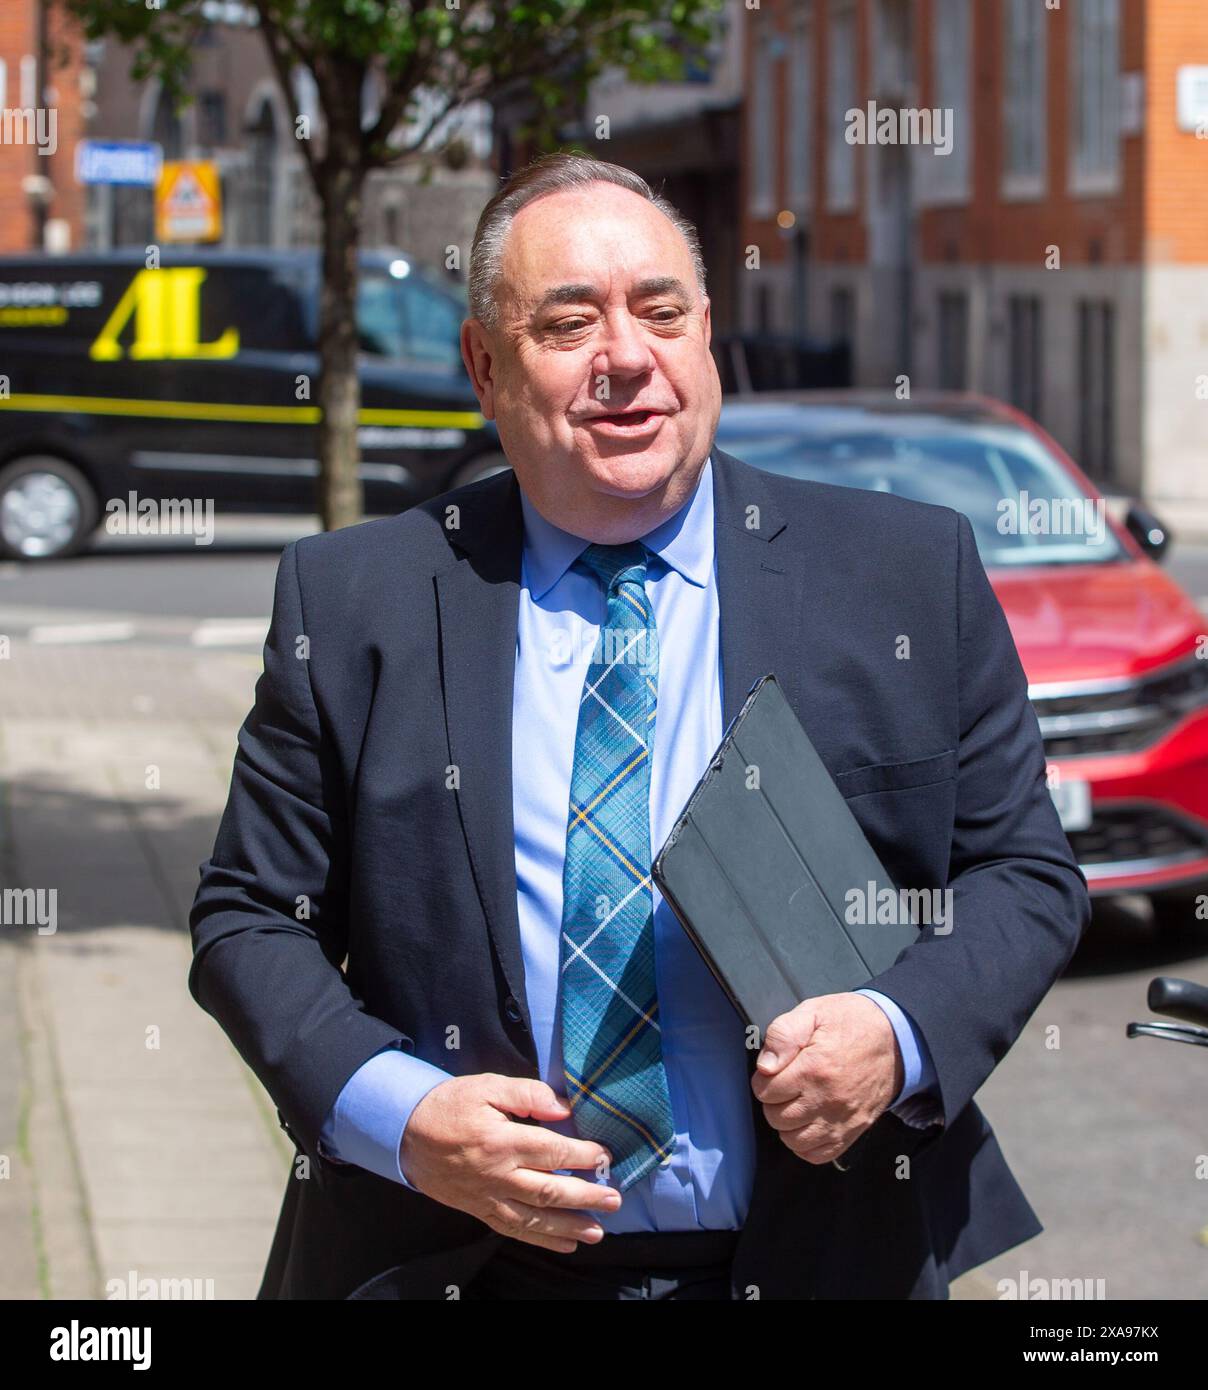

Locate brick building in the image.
[0,0,88,253]
[740,0,1208,525]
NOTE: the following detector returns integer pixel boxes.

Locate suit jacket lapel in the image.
[710,447,812,1194]
[711,447,803,728]
[433,470,534,1043]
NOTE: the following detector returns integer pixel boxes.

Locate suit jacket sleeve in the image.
[861,510,1091,1143]
[187,539,409,1167]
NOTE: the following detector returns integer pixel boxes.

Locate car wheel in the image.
[447,451,511,490]
[0,456,100,561]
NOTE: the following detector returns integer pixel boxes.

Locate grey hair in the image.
[467,151,708,331]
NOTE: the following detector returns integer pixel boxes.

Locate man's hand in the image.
[752,993,904,1164]
[399,1074,621,1253]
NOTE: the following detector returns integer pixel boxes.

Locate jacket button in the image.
[504,996,523,1024]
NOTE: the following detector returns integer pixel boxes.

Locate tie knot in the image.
[576,540,648,595]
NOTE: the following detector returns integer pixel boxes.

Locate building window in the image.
[1007,295,1043,421]
[928,0,971,202]
[826,0,857,212]
[1078,300,1116,480]
[788,4,813,211]
[750,33,778,214]
[244,97,279,246]
[1071,0,1120,191]
[937,290,968,389]
[198,91,227,148]
[1003,0,1046,196]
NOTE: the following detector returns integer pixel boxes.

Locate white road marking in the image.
[190,618,270,647]
[29,621,137,645]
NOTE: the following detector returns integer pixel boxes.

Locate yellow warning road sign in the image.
[156,161,223,244]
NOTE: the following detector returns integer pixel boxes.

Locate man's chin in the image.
[578,444,684,502]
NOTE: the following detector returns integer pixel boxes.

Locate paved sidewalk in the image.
[0,637,291,1301]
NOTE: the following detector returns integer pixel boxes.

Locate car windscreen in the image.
[715,411,1124,566]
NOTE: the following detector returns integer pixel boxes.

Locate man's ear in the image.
[702,294,712,350]
[460,318,497,420]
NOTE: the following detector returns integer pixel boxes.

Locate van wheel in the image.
[0,456,99,560]
[447,451,511,489]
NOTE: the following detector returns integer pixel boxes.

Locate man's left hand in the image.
[752,993,905,1164]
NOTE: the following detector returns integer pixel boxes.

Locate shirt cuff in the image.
[854,987,943,1129]
[318,1043,455,1188]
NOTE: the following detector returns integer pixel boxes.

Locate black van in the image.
[0,248,506,559]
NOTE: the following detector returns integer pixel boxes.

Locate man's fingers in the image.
[488,1075,574,1123]
[506,1169,622,1215]
[507,1125,612,1177]
[780,1126,849,1165]
[486,1198,607,1251]
[751,1047,824,1105]
[760,1093,823,1132]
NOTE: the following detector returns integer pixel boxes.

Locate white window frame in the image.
[749,31,779,217]
[826,0,858,214]
[1069,0,1121,197]
[920,0,971,207]
[788,3,814,212]
[1002,0,1047,201]
[873,0,913,99]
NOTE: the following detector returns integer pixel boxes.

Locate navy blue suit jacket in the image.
[188,446,1090,1299]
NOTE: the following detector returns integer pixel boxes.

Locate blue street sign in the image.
[75,140,163,188]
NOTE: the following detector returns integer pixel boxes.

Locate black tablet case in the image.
[652,673,919,1036]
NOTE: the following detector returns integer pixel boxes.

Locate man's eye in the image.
[649,307,684,324]
[550,318,589,335]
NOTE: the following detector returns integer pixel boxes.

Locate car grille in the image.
[1067,803,1208,874]
[1030,656,1208,758]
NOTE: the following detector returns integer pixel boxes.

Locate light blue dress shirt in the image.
[318,451,939,1227]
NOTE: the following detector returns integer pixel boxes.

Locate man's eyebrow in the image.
[533,276,694,314]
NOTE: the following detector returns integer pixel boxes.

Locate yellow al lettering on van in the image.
[89,268,240,362]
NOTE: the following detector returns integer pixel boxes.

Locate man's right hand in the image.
[399,1074,621,1253]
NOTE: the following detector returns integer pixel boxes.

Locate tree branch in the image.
[254,3,320,183]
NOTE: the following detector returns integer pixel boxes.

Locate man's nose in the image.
[593,311,656,379]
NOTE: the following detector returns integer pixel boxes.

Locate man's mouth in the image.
[585,409,666,431]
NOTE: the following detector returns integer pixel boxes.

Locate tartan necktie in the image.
[558,540,675,1191]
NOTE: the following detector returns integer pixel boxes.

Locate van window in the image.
[357,272,463,370]
[187,264,311,353]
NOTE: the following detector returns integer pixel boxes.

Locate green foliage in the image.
[59,0,725,163]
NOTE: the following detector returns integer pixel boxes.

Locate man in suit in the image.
[188,152,1090,1300]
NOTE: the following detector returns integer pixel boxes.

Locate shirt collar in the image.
[519,451,715,602]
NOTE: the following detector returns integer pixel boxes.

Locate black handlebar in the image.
[1127,977,1208,1049]
[1146,977,1208,1028]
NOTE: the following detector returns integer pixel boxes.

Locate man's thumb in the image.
[758,1010,815,1073]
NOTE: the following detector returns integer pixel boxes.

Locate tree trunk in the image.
[315,144,366,532]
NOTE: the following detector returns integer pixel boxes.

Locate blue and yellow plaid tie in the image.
[558,541,675,1191]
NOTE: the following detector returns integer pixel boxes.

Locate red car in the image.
[716,391,1208,918]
